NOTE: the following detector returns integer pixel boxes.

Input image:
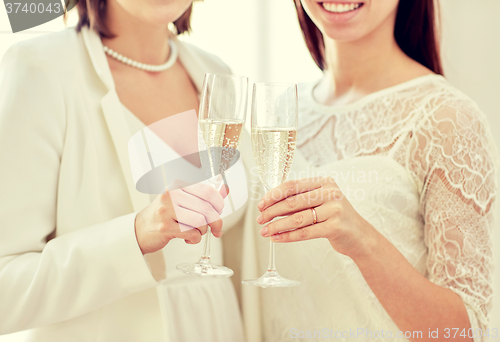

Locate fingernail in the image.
[221,185,229,198]
[258,200,264,209]
[256,214,263,224]
[271,234,280,241]
[261,226,268,236]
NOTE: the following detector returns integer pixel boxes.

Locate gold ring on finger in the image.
[311,207,317,225]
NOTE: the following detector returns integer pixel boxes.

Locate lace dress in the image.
[253,74,498,342]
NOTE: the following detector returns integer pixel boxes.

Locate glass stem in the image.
[267,240,276,272]
[201,227,211,260]
[201,171,224,263]
[263,188,278,273]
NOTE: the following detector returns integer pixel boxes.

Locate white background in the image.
[1,0,499,339]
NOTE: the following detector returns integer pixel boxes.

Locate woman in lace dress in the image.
[241,0,498,341]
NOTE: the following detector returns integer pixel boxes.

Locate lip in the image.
[317,2,364,23]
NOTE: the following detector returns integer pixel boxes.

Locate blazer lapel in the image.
[174,36,205,93]
[81,27,151,212]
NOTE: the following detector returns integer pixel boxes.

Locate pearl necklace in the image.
[103,39,178,72]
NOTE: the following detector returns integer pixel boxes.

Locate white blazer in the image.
[0,27,249,341]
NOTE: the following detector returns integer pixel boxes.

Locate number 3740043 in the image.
[5,2,62,14]
[443,328,498,339]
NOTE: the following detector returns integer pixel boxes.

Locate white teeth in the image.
[322,2,361,13]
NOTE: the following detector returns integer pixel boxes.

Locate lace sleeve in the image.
[410,96,499,341]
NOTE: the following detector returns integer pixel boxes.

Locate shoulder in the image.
[415,76,500,183]
[416,77,493,138]
[1,28,80,78]
[176,39,232,74]
[415,76,484,120]
[412,78,499,214]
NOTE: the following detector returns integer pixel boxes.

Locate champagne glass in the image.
[242,82,300,287]
[176,73,248,277]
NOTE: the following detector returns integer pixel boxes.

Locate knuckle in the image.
[188,229,200,238]
[215,197,225,212]
[211,224,222,235]
[286,180,298,194]
[323,187,336,200]
[197,225,208,234]
[201,201,213,215]
[260,211,267,222]
[280,232,290,241]
[286,195,298,209]
[292,212,303,225]
[322,183,334,193]
[298,227,309,240]
[332,190,343,201]
[189,232,201,244]
[155,204,168,216]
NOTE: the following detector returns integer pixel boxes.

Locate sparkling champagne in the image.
[252,127,297,190]
[199,119,244,176]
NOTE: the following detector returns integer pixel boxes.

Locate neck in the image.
[102,1,171,65]
[321,17,416,101]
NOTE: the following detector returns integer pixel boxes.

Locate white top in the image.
[122,103,244,341]
[242,74,499,342]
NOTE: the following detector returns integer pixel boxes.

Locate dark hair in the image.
[293,0,443,75]
[74,0,193,38]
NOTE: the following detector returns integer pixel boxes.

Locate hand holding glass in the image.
[176,73,248,277]
[242,83,300,287]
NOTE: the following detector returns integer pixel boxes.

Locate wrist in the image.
[134,206,173,255]
[349,219,384,264]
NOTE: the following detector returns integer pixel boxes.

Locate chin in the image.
[320,26,367,42]
[303,1,372,42]
[145,14,178,27]
[139,1,191,27]
[137,11,180,27]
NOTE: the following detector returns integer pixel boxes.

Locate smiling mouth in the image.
[321,2,364,13]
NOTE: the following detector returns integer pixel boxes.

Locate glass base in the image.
[176,258,234,278]
[242,270,300,288]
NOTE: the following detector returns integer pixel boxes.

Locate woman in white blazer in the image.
[0,0,249,341]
